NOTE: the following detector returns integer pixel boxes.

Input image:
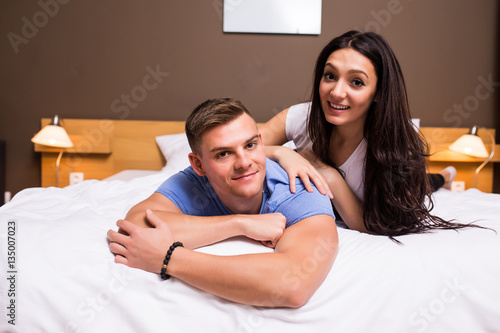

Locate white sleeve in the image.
[285,102,313,152]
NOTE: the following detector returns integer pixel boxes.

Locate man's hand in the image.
[238,213,286,248]
[108,209,175,273]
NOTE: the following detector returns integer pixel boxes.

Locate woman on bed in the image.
[260,30,461,237]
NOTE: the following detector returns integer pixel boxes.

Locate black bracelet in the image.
[160,241,183,280]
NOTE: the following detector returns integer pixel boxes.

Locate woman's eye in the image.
[323,72,336,81]
[352,79,365,87]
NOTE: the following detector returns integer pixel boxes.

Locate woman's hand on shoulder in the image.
[274,147,333,199]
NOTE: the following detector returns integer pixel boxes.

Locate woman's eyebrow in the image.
[324,62,369,79]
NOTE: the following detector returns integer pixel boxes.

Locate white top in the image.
[285,102,366,201]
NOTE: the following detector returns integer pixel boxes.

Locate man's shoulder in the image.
[264,159,327,202]
[156,166,225,215]
[265,158,290,184]
[264,159,334,226]
[157,166,207,193]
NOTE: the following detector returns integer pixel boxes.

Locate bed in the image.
[1,119,500,332]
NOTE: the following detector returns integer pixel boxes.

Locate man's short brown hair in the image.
[185,98,254,154]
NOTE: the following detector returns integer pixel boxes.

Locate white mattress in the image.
[1,164,499,332]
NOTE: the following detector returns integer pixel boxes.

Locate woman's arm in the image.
[260,108,368,233]
[259,108,289,147]
[299,150,368,234]
[260,109,332,197]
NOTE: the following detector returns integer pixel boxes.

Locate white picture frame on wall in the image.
[223,0,322,35]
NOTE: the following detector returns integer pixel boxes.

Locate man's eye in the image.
[216,151,228,159]
[246,142,257,149]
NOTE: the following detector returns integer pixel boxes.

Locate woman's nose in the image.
[330,81,347,100]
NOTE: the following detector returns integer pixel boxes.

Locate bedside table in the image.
[420,127,499,193]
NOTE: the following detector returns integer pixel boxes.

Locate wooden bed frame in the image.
[35,118,185,187]
[35,118,499,192]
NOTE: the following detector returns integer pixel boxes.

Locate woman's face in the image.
[319,48,378,130]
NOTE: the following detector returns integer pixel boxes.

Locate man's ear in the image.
[188,152,206,176]
[257,133,266,149]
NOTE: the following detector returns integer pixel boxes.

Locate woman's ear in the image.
[188,152,206,176]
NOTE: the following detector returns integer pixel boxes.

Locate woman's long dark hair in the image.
[308,30,470,237]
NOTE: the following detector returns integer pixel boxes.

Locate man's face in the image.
[189,113,267,213]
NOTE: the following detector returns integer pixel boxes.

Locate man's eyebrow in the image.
[209,135,259,154]
[324,62,369,79]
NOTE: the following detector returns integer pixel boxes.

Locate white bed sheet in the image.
[1,164,500,332]
[103,169,162,181]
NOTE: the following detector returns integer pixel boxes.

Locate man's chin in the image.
[233,185,264,199]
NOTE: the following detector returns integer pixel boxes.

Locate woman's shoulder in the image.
[288,101,311,113]
[286,102,311,122]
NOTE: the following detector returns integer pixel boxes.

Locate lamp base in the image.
[55,150,64,187]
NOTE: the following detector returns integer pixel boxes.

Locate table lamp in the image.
[32,115,73,187]
[449,125,496,188]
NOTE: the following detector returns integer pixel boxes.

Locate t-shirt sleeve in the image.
[155,172,195,213]
[285,102,313,152]
[273,186,335,228]
[155,171,221,216]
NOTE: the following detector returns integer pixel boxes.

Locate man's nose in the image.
[234,151,251,169]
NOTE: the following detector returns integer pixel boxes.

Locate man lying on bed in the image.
[107,97,338,308]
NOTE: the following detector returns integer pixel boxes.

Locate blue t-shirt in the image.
[155,159,335,228]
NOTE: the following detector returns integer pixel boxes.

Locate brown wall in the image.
[0,0,498,196]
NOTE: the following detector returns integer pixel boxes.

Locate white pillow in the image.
[155,133,192,172]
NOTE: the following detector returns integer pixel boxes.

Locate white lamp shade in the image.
[32,125,73,148]
[449,134,488,158]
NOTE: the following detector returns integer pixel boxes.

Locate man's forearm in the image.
[126,207,285,250]
[167,245,331,307]
[165,216,338,308]
[150,211,249,249]
[109,211,338,308]
[167,249,301,307]
[123,196,255,249]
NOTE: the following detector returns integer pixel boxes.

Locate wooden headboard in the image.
[36,118,185,187]
[36,119,499,192]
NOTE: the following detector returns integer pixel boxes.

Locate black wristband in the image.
[160,241,183,280]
